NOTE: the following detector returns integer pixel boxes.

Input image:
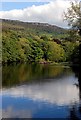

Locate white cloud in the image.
[0,0,71,28]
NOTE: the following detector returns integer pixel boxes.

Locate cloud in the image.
[2,75,79,105]
[0,0,71,28]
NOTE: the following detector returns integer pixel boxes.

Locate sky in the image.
[0,0,80,28]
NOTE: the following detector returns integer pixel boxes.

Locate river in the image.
[0,63,81,119]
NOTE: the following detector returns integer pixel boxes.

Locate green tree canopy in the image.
[64,0,81,30]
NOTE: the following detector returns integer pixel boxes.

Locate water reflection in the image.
[1,64,81,118]
[2,63,71,87]
[0,64,2,89]
[2,107,32,118]
[2,75,79,105]
[69,65,81,120]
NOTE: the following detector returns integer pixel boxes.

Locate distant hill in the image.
[1,19,66,35]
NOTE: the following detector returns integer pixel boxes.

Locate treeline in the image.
[2,29,79,64]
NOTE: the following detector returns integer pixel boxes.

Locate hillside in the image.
[1,19,66,35]
[1,19,79,64]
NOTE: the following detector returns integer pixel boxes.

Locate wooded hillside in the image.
[1,19,79,64]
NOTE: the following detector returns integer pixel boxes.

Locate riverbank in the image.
[2,60,79,67]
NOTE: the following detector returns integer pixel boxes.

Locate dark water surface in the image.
[1,63,81,119]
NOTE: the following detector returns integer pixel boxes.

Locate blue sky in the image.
[2,2,49,11]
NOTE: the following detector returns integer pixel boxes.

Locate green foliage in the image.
[0,33,2,63]
[2,29,66,63]
[2,19,79,64]
[2,31,20,62]
[40,35,49,41]
[48,42,65,62]
[41,41,49,61]
[67,30,80,42]
[64,1,81,29]
[70,44,79,64]
[64,1,81,40]
[29,41,44,62]
[62,41,79,62]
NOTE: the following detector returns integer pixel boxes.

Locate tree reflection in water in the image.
[69,44,81,120]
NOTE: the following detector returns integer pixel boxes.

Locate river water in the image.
[0,63,81,119]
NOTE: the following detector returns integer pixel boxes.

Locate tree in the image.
[70,45,79,64]
[48,42,65,62]
[30,41,43,62]
[64,0,80,64]
[67,29,81,42]
[64,0,81,36]
[63,41,77,61]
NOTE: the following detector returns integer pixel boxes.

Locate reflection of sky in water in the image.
[2,74,79,105]
[2,95,71,118]
[0,91,2,119]
[1,69,80,118]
